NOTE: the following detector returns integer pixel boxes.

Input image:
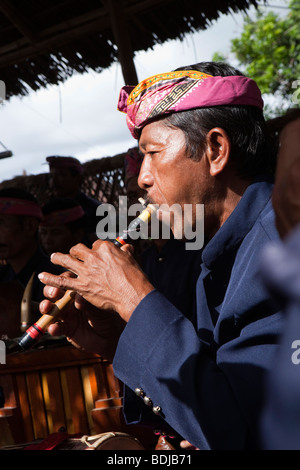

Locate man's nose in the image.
[137,159,154,190]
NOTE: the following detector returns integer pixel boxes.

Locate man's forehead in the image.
[139,119,184,147]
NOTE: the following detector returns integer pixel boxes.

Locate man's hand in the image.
[38,240,154,322]
[40,281,125,361]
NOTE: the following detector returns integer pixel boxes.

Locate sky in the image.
[0,1,289,183]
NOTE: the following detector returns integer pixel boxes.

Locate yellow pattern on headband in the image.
[127,70,212,105]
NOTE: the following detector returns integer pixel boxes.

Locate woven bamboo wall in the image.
[0,153,126,208]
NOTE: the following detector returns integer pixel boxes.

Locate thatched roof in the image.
[0,0,259,99]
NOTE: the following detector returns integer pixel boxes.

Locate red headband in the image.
[40,206,85,226]
[0,198,43,220]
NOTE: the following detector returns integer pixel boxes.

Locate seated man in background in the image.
[46,155,101,243]
[39,198,88,255]
[0,187,64,338]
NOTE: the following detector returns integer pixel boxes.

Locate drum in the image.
[0,432,145,450]
[56,432,145,450]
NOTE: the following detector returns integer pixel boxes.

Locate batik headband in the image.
[118,70,264,139]
[40,206,85,226]
[0,198,43,220]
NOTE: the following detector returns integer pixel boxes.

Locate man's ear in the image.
[205,127,231,176]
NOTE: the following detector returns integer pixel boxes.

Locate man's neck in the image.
[207,175,251,239]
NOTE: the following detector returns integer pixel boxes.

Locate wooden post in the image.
[106,0,139,86]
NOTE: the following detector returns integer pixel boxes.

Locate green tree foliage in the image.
[222,0,300,115]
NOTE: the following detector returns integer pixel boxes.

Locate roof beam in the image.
[0,0,174,60]
[0,0,178,73]
[0,14,109,67]
[0,0,38,43]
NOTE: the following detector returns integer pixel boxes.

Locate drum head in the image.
[55,432,145,450]
[92,432,145,450]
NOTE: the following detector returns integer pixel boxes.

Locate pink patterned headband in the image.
[118,70,264,139]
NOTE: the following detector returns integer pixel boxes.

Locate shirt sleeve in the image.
[113,289,283,450]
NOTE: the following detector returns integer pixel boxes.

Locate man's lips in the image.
[143,196,177,222]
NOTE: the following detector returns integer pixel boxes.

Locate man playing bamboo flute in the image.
[38,62,283,450]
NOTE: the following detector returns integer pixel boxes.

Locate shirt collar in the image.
[202,178,274,270]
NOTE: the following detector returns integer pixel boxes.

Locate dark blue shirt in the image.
[113,179,284,450]
[141,238,202,319]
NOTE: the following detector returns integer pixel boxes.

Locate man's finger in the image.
[42,284,64,301]
[38,271,77,291]
[92,239,106,251]
[50,251,83,274]
[48,322,65,337]
[121,244,134,255]
[69,242,92,260]
[41,269,77,300]
[39,298,56,314]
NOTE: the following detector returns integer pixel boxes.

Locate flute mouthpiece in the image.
[138,197,147,207]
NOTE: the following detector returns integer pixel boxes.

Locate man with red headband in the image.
[0,188,64,338]
[46,155,101,243]
[38,62,283,449]
[39,198,87,255]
